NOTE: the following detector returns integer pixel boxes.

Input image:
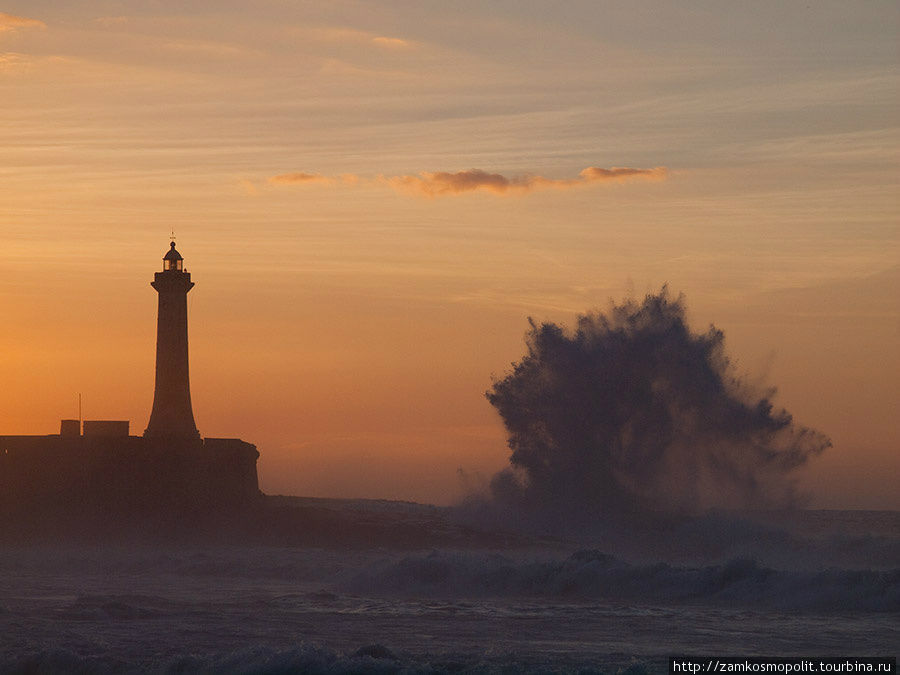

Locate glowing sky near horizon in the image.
[1,1,898,508]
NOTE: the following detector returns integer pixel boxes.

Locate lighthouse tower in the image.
[144,241,200,440]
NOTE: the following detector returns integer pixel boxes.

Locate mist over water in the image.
[477,288,831,532]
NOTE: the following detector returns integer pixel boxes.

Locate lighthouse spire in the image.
[144,240,200,440]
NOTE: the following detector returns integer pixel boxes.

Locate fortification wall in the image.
[0,435,260,535]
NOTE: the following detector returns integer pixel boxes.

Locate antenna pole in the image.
[78,393,82,429]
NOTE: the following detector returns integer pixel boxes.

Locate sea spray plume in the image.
[485,288,830,521]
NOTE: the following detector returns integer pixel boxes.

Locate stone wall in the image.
[0,434,260,536]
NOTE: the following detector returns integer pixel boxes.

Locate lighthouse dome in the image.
[164,241,183,260]
[163,241,184,271]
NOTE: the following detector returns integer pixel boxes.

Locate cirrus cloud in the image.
[0,12,46,32]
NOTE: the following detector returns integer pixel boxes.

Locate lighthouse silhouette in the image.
[0,240,262,529]
[144,241,200,440]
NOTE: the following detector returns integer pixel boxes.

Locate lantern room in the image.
[163,241,184,272]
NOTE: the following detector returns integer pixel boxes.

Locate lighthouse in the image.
[144,241,200,440]
[1,240,261,524]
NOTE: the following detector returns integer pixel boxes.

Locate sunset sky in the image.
[1,1,897,508]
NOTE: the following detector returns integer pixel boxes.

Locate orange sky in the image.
[1,2,898,508]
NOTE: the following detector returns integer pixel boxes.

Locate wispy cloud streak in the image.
[0,12,46,32]
[269,173,360,186]
[372,36,414,50]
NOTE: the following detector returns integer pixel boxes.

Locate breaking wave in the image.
[4,644,653,675]
[345,550,900,613]
[479,289,831,526]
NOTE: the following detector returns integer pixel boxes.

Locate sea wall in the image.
[0,435,260,537]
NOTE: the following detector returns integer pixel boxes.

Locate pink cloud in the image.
[385,166,668,196]
[384,169,518,196]
[268,166,668,197]
[579,166,667,182]
[268,172,332,185]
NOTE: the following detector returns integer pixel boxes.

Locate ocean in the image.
[1,506,897,674]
